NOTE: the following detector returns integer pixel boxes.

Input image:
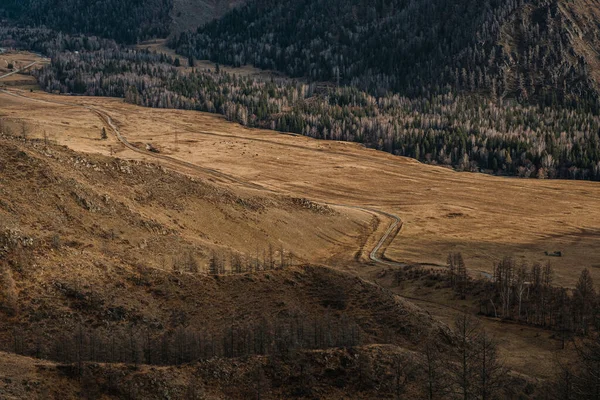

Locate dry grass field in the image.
[0,51,46,72]
[2,85,599,287]
[1,52,599,382]
[0,51,48,87]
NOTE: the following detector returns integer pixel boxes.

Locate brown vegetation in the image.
[0,64,598,397]
[2,85,599,287]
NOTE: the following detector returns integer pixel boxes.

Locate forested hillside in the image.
[25,26,600,180]
[171,0,600,111]
[3,1,600,180]
[0,0,248,43]
[171,0,248,33]
[0,0,173,43]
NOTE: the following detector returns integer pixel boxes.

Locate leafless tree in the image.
[515,262,528,321]
[279,245,286,269]
[267,243,275,270]
[573,268,596,335]
[392,353,416,399]
[495,257,515,318]
[562,334,600,399]
[449,314,481,400]
[422,338,449,399]
[209,251,220,275]
[231,251,243,274]
[254,364,267,400]
[20,122,28,139]
[448,253,457,287]
[448,252,468,298]
[184,250,199,273]
[357,351,375,390]
[475,330,506,400]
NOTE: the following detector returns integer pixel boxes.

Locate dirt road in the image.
[0,61,38,80]
[0,87,407,268]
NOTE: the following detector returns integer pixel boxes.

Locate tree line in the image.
[3,25,600,180]
[5,312,524,399]
[27,39,600,180]
[401,253,600,347]
[395,256,600,399]
[171,245,295,275]
[7,313,362,368]
[482,258,598,344]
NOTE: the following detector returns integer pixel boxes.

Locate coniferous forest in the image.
[0,0,173,44]
[170,0,600,111]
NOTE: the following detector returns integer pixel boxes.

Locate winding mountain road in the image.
[97,103,493,278]
[96,105,408,266]
[367,209,403,265]
[0,59,407,266]
[1,84,498,324]
[0,87,431,271]
[91,106,494,282]
[97,101,408,266]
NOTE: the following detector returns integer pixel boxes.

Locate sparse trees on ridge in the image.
[175,246,294,276]
[449,254,600,341]
[420,315,507,400]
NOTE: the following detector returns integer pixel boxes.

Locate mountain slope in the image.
[172,0,600,110]
[0,0,173,44]
[171,0,247,33]
[0,133,455,365]
[0,344,542,399]
[497,0,600,107]
[0,129,368,276]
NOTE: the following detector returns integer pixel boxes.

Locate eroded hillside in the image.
[498,0,600,104]
[0,135,452,360]
[0,134,481,400]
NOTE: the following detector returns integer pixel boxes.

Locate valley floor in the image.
[2,86,600,286]
[1,60,598,383]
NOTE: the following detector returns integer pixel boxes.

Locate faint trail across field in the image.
[0,88,493,280]
[0,88,408,266]
[0,61,38,80]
